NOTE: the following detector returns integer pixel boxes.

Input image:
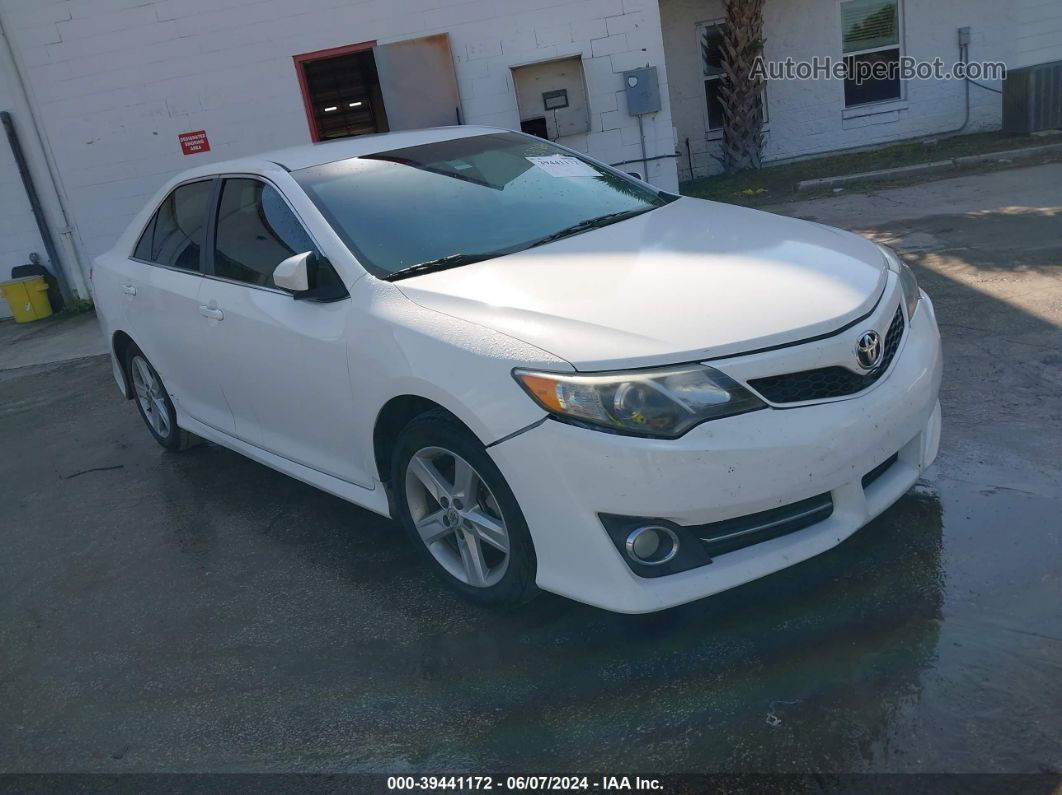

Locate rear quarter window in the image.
[133,216,155,261]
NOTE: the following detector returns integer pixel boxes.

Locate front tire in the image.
[125,346,197,452]
[392,410,538,608]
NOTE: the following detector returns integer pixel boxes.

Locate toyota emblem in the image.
[855,330,883,370]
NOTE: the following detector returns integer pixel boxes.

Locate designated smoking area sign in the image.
[178,130,210,155]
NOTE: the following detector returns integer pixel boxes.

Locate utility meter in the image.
[622,67,661,116]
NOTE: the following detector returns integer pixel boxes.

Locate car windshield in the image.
[292,132,671,279]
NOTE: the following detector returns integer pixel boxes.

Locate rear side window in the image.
[213,179,316,288]
[134,180,213,271]
[133,216,155,261]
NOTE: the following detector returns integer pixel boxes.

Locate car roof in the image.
[176,125,510,180]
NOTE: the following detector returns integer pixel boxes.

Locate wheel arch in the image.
[111,330,136,399]
[372,394,473,488]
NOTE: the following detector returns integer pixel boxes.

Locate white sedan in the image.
[93,126,942,613]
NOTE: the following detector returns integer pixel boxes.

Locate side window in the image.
[146,181,213,271]
[696,20,767,133]
[213,179,316,288]
[133,215,155,261]
[698,20,727,132]
[841,0,903,106]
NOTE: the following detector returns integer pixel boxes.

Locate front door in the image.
[196,177,370,487]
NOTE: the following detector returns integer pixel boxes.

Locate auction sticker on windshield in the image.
[526,156,599,177]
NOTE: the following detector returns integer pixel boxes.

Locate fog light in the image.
[625,526,679,566]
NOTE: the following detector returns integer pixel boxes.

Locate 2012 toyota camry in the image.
[93,126,942,613]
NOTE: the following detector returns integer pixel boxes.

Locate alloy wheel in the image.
[404,446,510,588]
[130,354,171,439]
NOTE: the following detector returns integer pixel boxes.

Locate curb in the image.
[796,141,1062,192]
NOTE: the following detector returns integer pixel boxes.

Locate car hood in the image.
[396,197,888,370]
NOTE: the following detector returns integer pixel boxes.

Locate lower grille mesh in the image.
[749,306,905,404]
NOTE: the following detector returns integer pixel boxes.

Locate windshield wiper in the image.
[527,209,650,249]
[382,252,492,282]
[383,209,651,281]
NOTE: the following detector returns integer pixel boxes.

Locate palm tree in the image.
[719,0,766,171]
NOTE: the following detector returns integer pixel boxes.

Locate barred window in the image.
[697,20,728,131]
[841,0,903,107]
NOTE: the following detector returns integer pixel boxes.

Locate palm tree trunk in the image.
[719,0,766,172]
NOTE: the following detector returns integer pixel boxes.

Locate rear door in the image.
[125,179,236,435]
[196,177,370,486]
[374,33,462,129]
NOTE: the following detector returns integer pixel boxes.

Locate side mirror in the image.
[273,251,315,293]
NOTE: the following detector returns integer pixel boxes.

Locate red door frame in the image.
[293,40,377,142]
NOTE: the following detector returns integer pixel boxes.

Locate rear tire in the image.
[125,346,198,452]
[392,410,538,608]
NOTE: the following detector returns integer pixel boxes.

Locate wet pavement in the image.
[1,164,1060,774]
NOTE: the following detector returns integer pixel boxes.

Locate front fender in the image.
[347,278,572,477]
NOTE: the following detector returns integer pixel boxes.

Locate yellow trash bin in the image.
[1,275,54,323]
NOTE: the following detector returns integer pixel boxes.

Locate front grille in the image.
[748,306,905,404]
[695,492,834,557]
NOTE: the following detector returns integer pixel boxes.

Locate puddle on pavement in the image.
[384,485,947,772]
[389,478,1055,772]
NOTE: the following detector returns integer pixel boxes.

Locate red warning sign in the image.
[178,130,210,156]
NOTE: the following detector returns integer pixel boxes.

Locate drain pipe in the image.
[636,114,649,181]
[2,111,72,304]
[0,10,87,301]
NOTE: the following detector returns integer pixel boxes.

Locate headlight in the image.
[513,364,765,438]
[880,244,920,319]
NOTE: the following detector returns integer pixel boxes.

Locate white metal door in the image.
[374,33,463,130]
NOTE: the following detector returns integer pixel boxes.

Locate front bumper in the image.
[488,296,943,613]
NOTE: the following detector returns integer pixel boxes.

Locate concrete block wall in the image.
[0,0,680,265]
[661,0,1015,182]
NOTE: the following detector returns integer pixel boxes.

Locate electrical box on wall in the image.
[622,67,660,116]
[512,57,590,140]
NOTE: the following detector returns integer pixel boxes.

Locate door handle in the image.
[121,284,136,296]
[198,305,224,321]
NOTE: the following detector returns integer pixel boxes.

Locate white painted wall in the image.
[0,58,43,319]
[0,0,679,267]
[1014,0,1062,69]
[661,0,1016,181]
[660,0,724,181]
